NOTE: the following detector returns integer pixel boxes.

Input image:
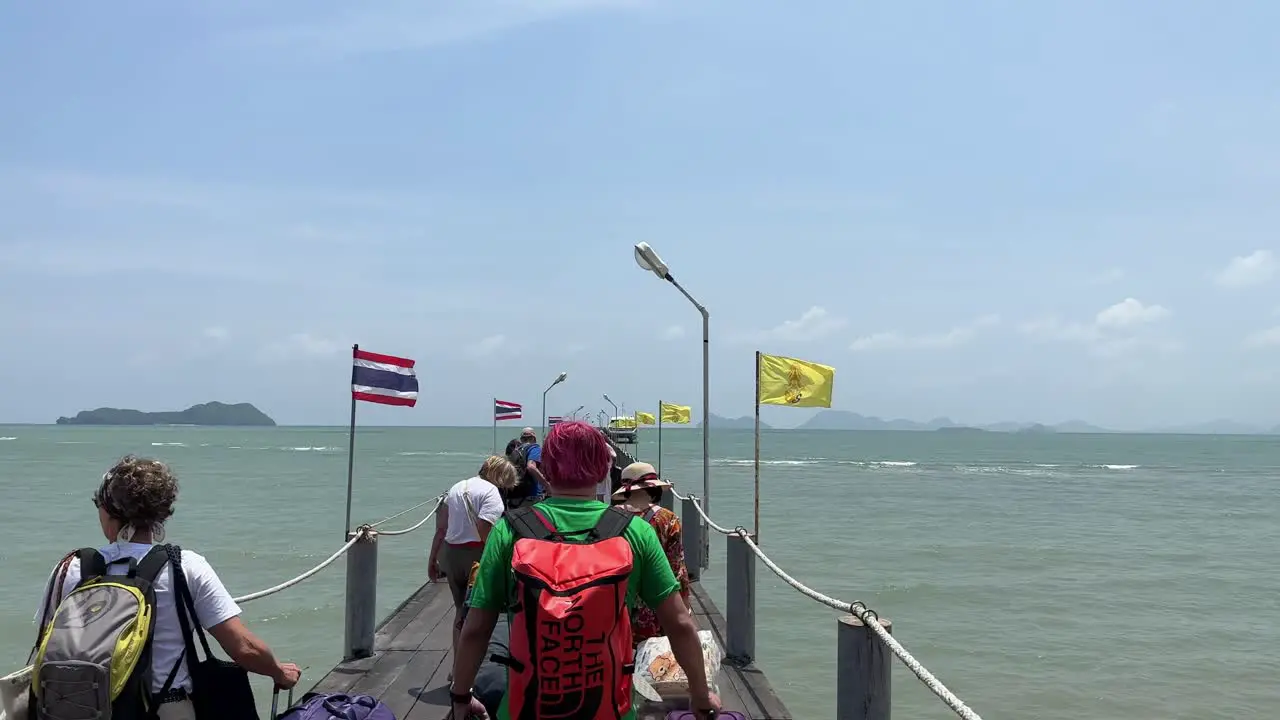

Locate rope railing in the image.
[671,487,984,720]
[230,495,443,603]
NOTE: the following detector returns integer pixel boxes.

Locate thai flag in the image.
[351,349,418,407]
[547,416,565,426]
[494,400,522,421]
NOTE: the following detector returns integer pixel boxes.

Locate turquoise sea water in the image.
[1,425,1277,718]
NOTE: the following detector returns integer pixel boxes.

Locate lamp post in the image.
[603,394,619,422]
[570,404,585,420]
[542,372,568,436]
[634,242,711,525]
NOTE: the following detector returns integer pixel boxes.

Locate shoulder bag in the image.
[167,545,261,720]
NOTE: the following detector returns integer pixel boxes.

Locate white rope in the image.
[368,495,442,528]
[231,496,444,603]
[675,492,984,720]
[374,496,445,536]
[232,531,363,603]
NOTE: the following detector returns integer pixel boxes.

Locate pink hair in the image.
[542,421,611,490]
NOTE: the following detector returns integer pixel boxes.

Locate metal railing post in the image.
[725,532,756,665]
[681,496,703,582]
[660,487,675,511]
[837,614,893,720]
[343,529,379,660]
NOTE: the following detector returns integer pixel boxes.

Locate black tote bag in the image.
[167,545,261,720]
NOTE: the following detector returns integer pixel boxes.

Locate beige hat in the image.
[613,462,671,498]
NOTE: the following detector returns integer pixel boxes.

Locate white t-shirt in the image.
[443,476,504,545]
[34,542,243,693]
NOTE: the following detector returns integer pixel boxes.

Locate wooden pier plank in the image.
[311,580,791,720]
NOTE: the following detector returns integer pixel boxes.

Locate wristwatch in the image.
[448,687,473,705]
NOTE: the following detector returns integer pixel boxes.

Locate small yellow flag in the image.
[660,402,692,424]
[635,411,657,425]
[758,353,835,408]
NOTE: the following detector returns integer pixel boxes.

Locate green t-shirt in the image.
[468,497,682,720]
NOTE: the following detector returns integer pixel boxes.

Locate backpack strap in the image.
[135,544,171,584]
[76,547,107,578]
[504,506,557,541]
[589,505,634,541]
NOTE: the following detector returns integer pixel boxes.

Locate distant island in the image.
[794,410,1107,433]
[698,413,772,430]
[56,402,276,427]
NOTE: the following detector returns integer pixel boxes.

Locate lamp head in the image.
[633,242,669,279]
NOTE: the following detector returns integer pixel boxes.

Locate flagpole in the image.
[344,343,359,539]
[753,350,761,542]
[492,397,497,454]
[657,401,664,477]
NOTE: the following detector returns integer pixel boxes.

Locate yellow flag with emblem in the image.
[635,411,657,425]
[758,353,835,408]
[660,402,692,424]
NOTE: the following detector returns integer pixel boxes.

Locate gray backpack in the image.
[31,545,175,720]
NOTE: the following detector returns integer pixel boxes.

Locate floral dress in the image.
[630,505,691,645]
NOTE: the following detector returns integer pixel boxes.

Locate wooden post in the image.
[660,487,675,511]
[725,532,756,665]
[681,496,703,582]
[343,530,379,660]
[837,614,893,720]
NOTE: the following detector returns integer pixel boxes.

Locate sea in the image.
[1,425,1277,719]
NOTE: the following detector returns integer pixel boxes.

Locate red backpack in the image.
[495,505,637,720]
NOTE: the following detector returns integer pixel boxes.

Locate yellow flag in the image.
[635,411,657,425]
[660,402,692,424]
[758,353,835,408]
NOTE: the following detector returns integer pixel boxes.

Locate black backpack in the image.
[505,443,536,499]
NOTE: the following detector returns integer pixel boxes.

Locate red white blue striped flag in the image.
[351,348,418,407]
[494,400,522,421]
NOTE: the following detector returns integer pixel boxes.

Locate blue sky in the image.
[2,0,1279,430]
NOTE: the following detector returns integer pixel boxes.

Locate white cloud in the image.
[257,333,341,363]
[466,334,507,357]
[227,0,650,59]
[202,326,230,342]
[660,325,685,341]
[850,315,1000,352]
[1021,298,1175,358]
[1095,297,1170,329]
[1214,250,1276,288]
[1243,326,1280,348]
[752,306,847,343]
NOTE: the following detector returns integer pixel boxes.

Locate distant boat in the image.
[602,416,638,445]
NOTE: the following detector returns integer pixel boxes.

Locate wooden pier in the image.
[309,577,792,719]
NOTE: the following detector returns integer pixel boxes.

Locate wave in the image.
[711,457,1142,475]
[1094,464,1139,470]
[397,451,485,457]
[284,446,341,452]
[151,442,186,447]
[0,436,15,441]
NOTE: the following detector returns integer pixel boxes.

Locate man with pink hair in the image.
[449,421,720,720]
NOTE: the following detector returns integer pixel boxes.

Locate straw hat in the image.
[612,462,672,498]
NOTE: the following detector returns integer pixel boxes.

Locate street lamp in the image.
[603,394,618,422]
[542,371,568,436]
[570,404,585,419]
[634,241,712,528]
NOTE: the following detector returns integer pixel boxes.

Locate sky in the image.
[2,1,1279,430]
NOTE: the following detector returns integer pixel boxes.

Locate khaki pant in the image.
[440,542,484,611]
[157,698,197,720]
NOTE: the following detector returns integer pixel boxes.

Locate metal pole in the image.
[753,350,761,542]
[671,277,711,569]
[541,389,548,437]
[344,344,358,538]
[492,397,497,454]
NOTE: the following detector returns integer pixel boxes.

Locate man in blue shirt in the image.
[504,428,547,507]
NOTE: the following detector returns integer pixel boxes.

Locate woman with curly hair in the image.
[32,455,300,720]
